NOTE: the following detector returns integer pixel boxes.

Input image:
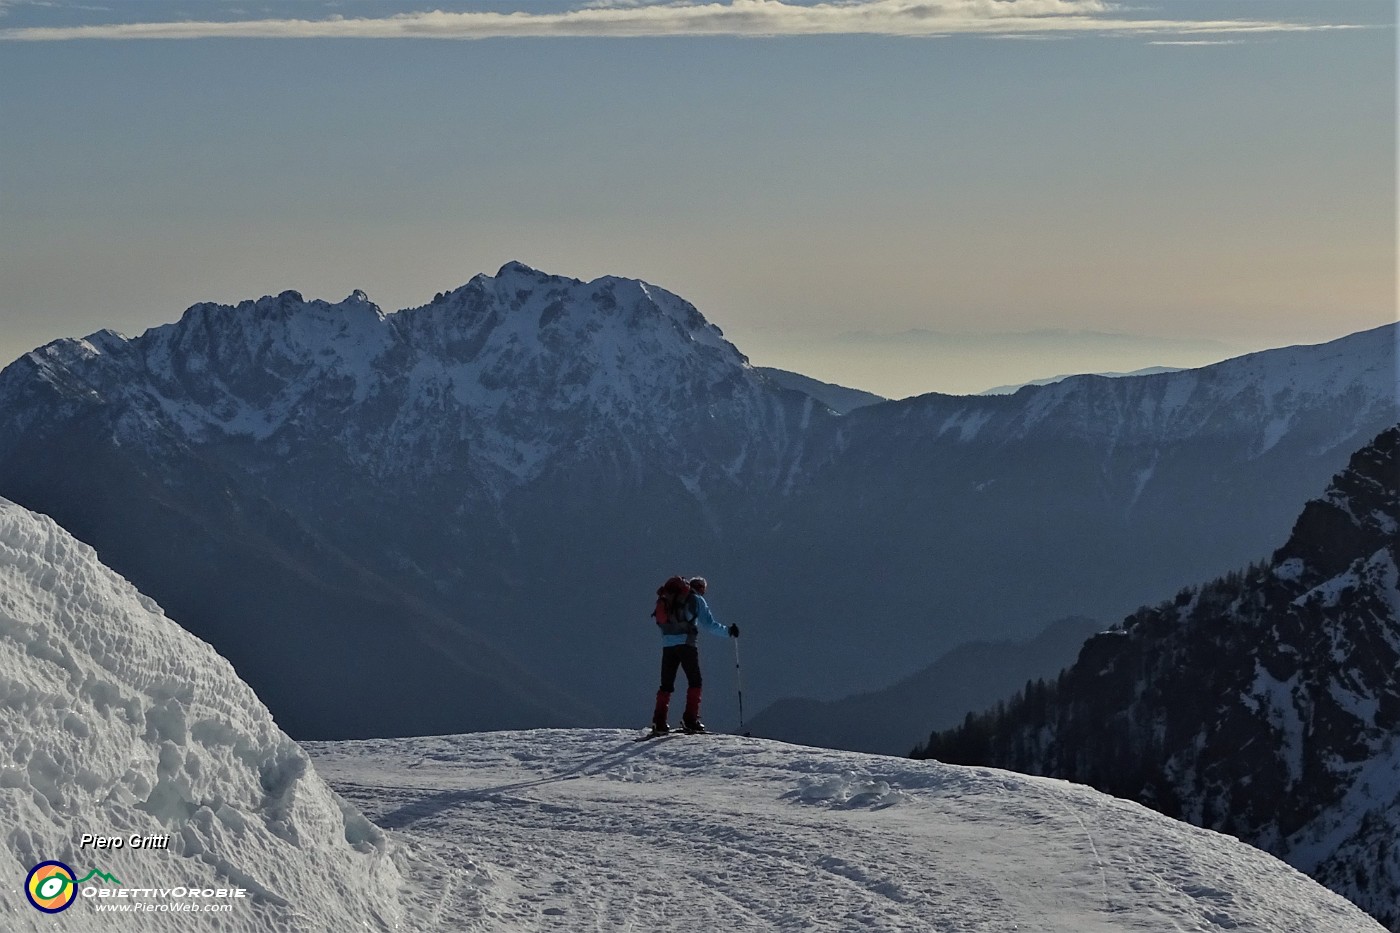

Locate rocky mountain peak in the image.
[1273,425,1398,585]
[0,266,802,492]
[396,264,748,387]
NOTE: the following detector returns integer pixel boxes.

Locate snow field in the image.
[0,499,405,932]
[0,491,1387,932]
[306,729,1384,933]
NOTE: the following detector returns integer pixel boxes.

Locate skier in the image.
[651,576,739,735]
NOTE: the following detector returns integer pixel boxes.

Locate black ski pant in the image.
[659,644,702,692]
[653,644,705,726]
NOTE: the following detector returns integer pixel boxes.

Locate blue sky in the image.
[1,0,1393,396]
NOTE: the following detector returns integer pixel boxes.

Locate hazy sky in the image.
[1,0,1394,397]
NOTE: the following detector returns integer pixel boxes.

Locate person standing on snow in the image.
[651,576,739,734]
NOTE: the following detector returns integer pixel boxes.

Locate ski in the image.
[633,724,720,741]
[632,731,728,742]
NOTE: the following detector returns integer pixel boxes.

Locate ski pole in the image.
[733,636,746,734]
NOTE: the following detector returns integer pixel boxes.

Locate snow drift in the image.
[0,497,405,931]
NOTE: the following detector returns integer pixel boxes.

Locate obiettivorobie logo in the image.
[25,861,121,913]
[25,860,248,915]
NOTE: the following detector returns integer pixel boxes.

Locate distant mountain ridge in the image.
[915,426,1400,930]
[0,262,1394,737]
[979,365,1184,395]
[754,367,886,413]
[747,615,1103,756]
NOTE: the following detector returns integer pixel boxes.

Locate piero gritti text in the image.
[79,833,171,850]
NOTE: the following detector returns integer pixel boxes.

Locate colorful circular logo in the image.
[26,861,77,913]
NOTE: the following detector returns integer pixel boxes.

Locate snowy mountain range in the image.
[0,262,1394,737]
[915,426,1400,930]
[0,493,1384,930]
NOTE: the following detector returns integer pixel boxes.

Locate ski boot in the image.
[681,687,705,734]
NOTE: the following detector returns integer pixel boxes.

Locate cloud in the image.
[0,0,1360,41]
[1147,39,1247,46]
[0,0,113,20]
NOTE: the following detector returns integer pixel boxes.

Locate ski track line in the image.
[310,734,1394,933]
[539,794,911,913]
[689,873,788,931]
[1055,787,1111,913]
[324,739,1069,931]
[337,765,946,929]
[359,737,680,830]
[541,788,997,930]
[489,797,833,929]
[408,835,500,931]
[663,812,917,913]
[350,786,753,930]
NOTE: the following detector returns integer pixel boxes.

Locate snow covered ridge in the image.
[10,262,1392,491]
[891,321,1398,451]
[9,261,812,490]
[304,728,1384,932]
[0,498,405,931]
[916,425,1400,930]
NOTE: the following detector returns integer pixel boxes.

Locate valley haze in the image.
[0,262,1392,742]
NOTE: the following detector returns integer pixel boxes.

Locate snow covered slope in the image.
[755,366,887,413]
[916,425,1400,929]
[0,497,406,931]
[0,492,1381,931]
[306,729,1383,932]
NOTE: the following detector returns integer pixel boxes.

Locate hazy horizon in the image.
[1,0,1393,397]
[4,261,1387,398]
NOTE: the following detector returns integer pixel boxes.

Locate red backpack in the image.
[651,576,691,627]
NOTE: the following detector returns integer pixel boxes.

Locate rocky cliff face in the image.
[916,426,1400,930]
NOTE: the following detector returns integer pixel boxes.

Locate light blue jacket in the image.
[659,593,729,648]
